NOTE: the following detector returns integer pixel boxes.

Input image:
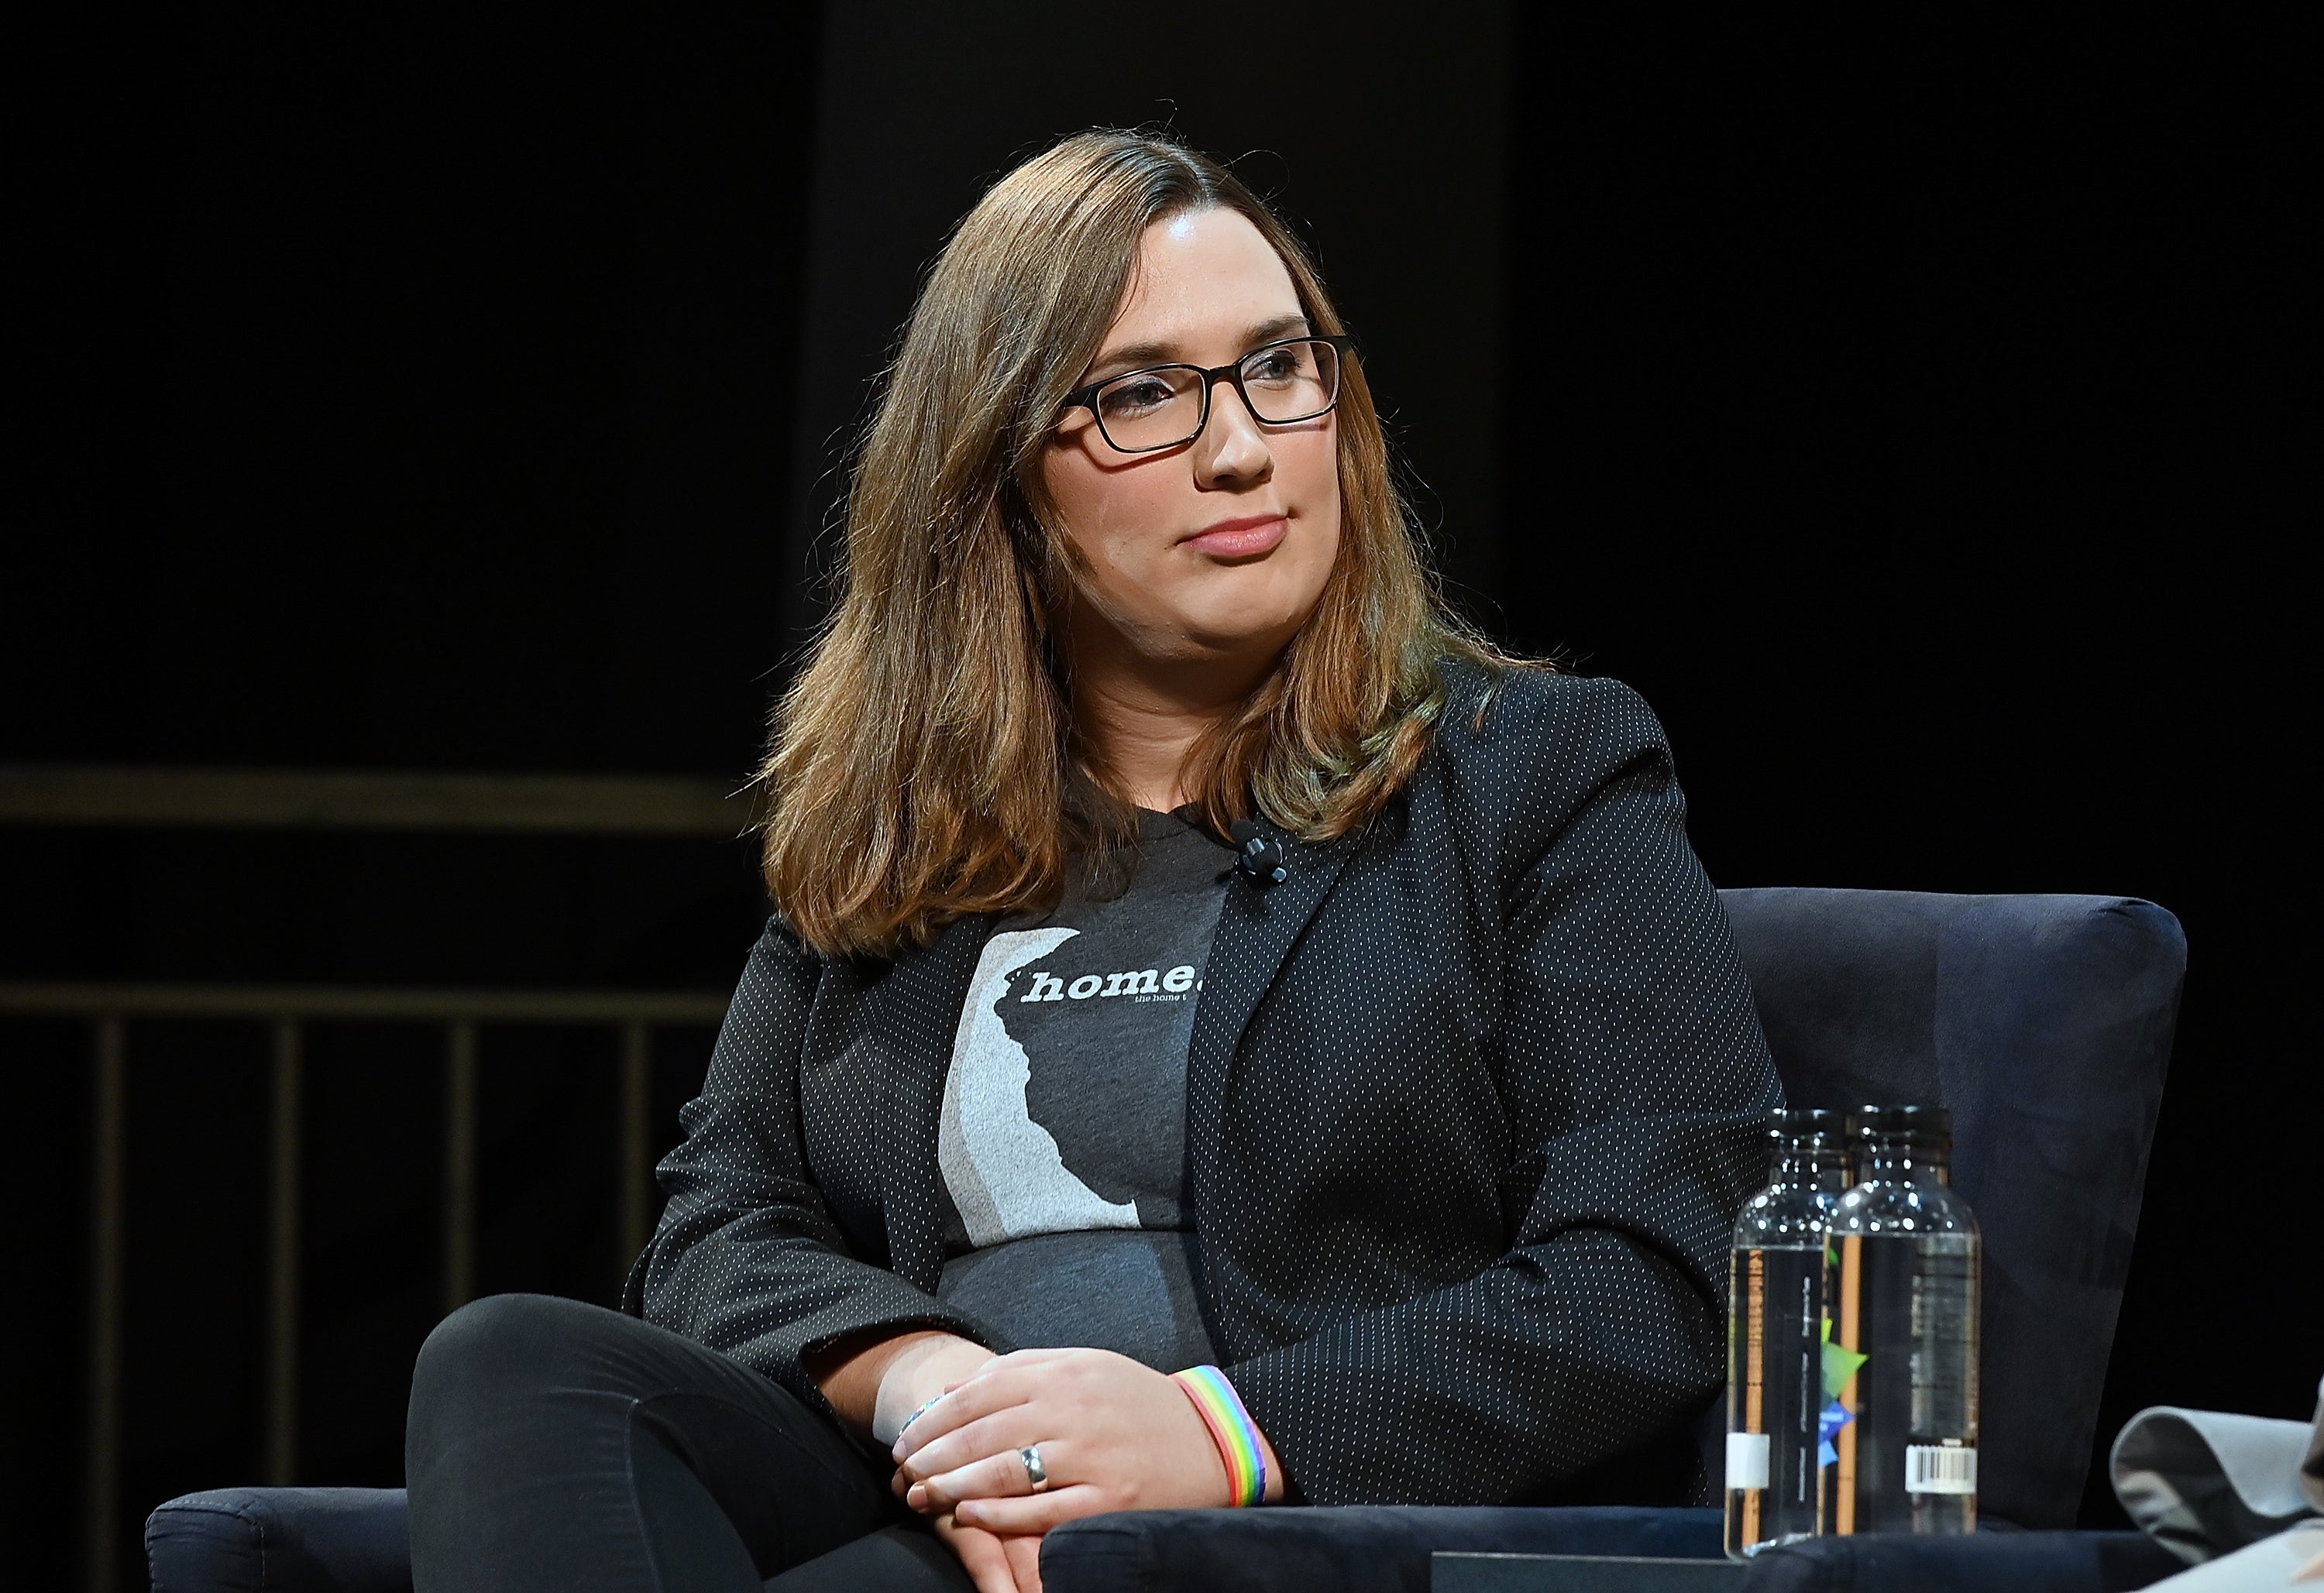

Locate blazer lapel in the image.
[1186,829,1360,1209]
[872,913,995,1293]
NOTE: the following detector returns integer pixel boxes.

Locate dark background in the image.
[6,8,2315,1585]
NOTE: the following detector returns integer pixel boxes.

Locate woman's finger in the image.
[897,1405,1046,1485]
[894,1363,1038,1461]
[907,1451,1012,1514]
[913,1442,1060,1512]
[1002,1530,1045,1593]
[954,1482,1107,1536]
[935,1516,1023,1593]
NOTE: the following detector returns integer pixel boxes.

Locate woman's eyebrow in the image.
[1240,313,1313,347]
[1085,314,1315,379]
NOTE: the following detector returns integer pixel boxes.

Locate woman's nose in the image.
[1194,383,1273,486]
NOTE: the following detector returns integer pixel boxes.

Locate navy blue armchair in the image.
[147,888,2185,1592]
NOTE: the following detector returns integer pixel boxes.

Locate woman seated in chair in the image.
[404,129,1781,1593]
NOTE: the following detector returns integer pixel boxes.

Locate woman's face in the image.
[1042,208,1341,683]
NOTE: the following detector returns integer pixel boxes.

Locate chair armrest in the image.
[147,1487,411,1593]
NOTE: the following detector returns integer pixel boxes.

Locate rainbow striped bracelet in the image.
[1171,1365,1267,1507]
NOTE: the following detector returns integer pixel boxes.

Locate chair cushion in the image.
[1720,889,2184,1529]
[146,1488,412,1593]
[1040,1505,1722,1593]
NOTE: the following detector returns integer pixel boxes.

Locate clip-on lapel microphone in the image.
[1229,819,1289,887]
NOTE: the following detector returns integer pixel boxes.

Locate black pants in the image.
[406,1293,976,1591]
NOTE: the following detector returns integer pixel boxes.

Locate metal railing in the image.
[1,982,730,1593]
[3,764,751,1591]
[2,982,733,1592]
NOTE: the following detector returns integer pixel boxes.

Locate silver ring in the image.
[1019,1445,1049,1493]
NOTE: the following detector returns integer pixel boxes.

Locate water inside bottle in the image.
[1834,1231,1979,1535]
[1726,1241,1832,1555]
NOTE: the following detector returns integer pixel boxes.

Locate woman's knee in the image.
[410,1293,612,1427]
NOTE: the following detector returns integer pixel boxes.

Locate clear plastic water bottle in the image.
[1831,1104,1981,1535]
[1726,1107,1848,1557]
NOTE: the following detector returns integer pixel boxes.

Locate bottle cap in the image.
[1765,1107,1848,1162]
[1849,1103,1952,1153]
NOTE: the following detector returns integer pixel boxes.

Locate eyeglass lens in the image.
[1092,338,1341,452]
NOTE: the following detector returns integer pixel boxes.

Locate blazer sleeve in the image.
[620,918,997,1417]
[1223,675,1782,1505]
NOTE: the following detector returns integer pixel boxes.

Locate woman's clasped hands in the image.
[889,1347,1283,1593]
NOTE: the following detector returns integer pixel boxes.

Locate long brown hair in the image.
[763,129,1521,959]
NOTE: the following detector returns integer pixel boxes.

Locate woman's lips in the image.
[1181,515,1288,559]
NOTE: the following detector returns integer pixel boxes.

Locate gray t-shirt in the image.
[936,809,1230,1371]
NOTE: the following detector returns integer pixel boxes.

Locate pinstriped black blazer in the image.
[623,668,1781,1506]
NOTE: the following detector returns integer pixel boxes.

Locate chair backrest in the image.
[1718,887,2184,1529]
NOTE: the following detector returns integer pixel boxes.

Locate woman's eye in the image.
[1098,376,1178,416]
[1245,348,1305,384]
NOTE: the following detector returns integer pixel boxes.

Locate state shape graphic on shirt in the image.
[940,925,1141,1248]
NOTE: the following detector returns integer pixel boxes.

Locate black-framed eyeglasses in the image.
[1061,334,1355,455]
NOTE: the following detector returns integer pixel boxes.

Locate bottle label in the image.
[1726,1430,1770,1490]
[1905,1442,1977,1495]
